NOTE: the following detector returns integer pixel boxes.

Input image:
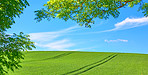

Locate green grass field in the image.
[8,51,148,75]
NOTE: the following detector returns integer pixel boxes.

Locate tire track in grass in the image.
[74,54,117,75]
[62,54,117,75]
[42,52,74,60]
[62,54,115,75]
[26,52,74,62]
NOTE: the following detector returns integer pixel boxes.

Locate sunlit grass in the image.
[9,51,148,75]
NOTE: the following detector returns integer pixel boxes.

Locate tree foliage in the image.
[35,0,148,28]
[0,0,29,32]
[0,32,35,74]
[0,0,35,74]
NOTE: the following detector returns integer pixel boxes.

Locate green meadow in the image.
[9,51,148,75]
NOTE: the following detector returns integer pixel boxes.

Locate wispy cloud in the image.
[105,39,128,43]
[29,26,81,51]
[29,25,97,51]
[34,41,97,51]
[70,17,148,35]
[100,17,148,32]
[58,46,98,51]
[29,26,79,42]
[35,39,75,50]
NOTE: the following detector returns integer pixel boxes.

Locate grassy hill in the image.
[9,51,148,75]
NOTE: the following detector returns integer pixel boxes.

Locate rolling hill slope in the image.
[9,51,148,75]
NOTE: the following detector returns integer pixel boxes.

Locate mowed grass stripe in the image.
[62,54,117,75]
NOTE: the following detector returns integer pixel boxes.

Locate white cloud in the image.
[35,39,75,49]
[33,43,97,51]
[57,46,97,51]
[105,39,128,43]
[101,17,148,32]
[29,26,79,42]
[29,26,81,51]
[70,17,148,35]
[34,39,97,51]
[29,33,60,42]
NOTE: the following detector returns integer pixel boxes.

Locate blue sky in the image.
[7,0,148,54]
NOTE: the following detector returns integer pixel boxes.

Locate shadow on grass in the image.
[62,54,118,75]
